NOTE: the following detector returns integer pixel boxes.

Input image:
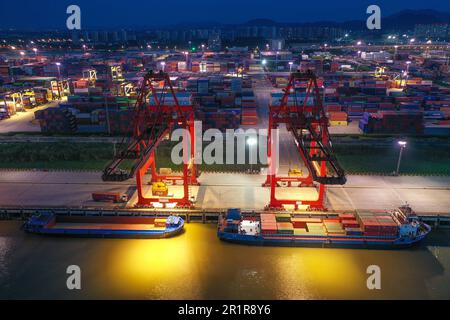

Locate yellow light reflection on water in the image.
[61,224,449,300]
[100,226,376,299]
[106,230,202,299]
[2,222,450,299]
[270,249,366,299]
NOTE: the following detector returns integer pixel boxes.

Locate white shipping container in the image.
[177,62,187,71]
[74,88,89,94]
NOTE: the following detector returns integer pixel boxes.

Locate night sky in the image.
[0,0,449,29]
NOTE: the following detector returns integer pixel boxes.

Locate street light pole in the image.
[247,137,257,173]
[262,59,267,72]
[405,61,411,86]
[56,63,61,79]
[55,62,61,100]
[396,141,407,176]
[105,95,111,135]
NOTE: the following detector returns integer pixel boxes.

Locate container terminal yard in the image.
[1,48,449,216]
[1,3,450,300]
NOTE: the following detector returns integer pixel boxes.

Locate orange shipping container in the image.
[328,111,347,121]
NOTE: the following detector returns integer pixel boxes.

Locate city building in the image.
[414,23,449,39]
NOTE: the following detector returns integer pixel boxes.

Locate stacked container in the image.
[197,78,209,94]
[35,108,77,133]
[357,212,398,238]
[275,213,291,223]
[241,90,257,126]
[276,222,294,235]
[107,109,134,135]
[306,223,327,236]
[359,111,424,134]
[323,219,345,235]
[291,217,322,229]
[260,214,277,235]
[328,111,348,126]
[338,213,363,235]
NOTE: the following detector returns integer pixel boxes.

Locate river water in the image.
[0,221,450,299]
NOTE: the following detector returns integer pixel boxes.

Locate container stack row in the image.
[269,74,450,133]
[358,111,424,134]
[356,212,399,237]
[241,90,257,126]
[256,211,399,238]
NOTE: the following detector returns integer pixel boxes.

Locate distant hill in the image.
[379,9,450,30]
[284,9,450,30]
[248,9,450,31]
[152,9,450,31]
[242,9,450,31]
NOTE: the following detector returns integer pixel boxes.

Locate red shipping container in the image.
[325,105,342,112]
[339,213,355,220]
[261,220,277,224]
[342,220,359,228]
[261,217,277,221]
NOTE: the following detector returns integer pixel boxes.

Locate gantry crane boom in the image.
[102,70,185,182]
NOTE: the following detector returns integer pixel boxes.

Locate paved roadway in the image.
[0,170,133,209]
[0,171,449,215]
[251,73,359,179]
[251,72,362,136]
[252,73,309,176]
[0,101,59,133]
[0,136,122,143]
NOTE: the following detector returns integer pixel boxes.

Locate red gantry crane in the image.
[102,71,198,208]
[264,71,346,211]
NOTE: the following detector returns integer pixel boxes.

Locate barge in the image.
[23,212,184,238]
[218,206,431,248]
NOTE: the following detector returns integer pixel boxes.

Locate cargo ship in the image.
[23,212,184,238]
[217,206,431,248]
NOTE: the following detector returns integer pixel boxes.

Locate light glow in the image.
[247,137,257,146]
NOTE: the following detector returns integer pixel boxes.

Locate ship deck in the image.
[51,223,160,231]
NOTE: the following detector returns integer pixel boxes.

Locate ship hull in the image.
[218,207,431,249]
[218,227,430,249]
[23,214,184,239]
[26,226,184,239]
